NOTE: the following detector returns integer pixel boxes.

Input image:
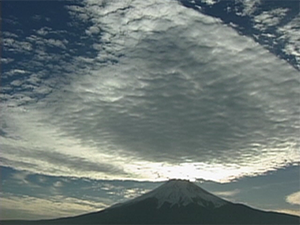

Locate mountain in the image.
[2,179,299,224]
[111,178,228,209]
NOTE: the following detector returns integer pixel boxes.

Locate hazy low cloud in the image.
[0,193,106,220]
[274,209,300,217]
[286,191,300,206]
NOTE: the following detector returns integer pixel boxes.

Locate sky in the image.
[1,0,300,220]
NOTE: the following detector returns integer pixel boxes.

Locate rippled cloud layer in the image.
[1,0,299,182]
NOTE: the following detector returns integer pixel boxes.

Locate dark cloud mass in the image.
[43,1,299,167]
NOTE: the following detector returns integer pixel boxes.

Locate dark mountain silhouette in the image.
[2,179,299,224]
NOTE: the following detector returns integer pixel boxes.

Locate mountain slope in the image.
[111,179,228,209]
[2,179,299,224]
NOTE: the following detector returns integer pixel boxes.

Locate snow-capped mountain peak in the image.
[114,179,228,209]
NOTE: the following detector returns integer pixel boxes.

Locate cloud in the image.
[201,0,218,6]
[286,191,300,206]
[235,0,261,16]
[1,0,299,183]
[277,15,300,68]
[10,170,32,185]
[274,209,300,216]
[0,193,107,220]
[253,8,289,31]
[212,189,240,198]
[0,141,128,179]
[180,0,299,71]
[53,181,63,188]
[1,57,14,64]
[103,185,152,201]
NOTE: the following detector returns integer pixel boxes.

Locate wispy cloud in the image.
[253,8,289,30]
[212,189,240,198]
[286,191,300,206]
[277,15,300,68]
[235,0,262,16]
[0,193,107,220]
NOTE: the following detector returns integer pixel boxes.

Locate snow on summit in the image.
[114,179,228,209]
